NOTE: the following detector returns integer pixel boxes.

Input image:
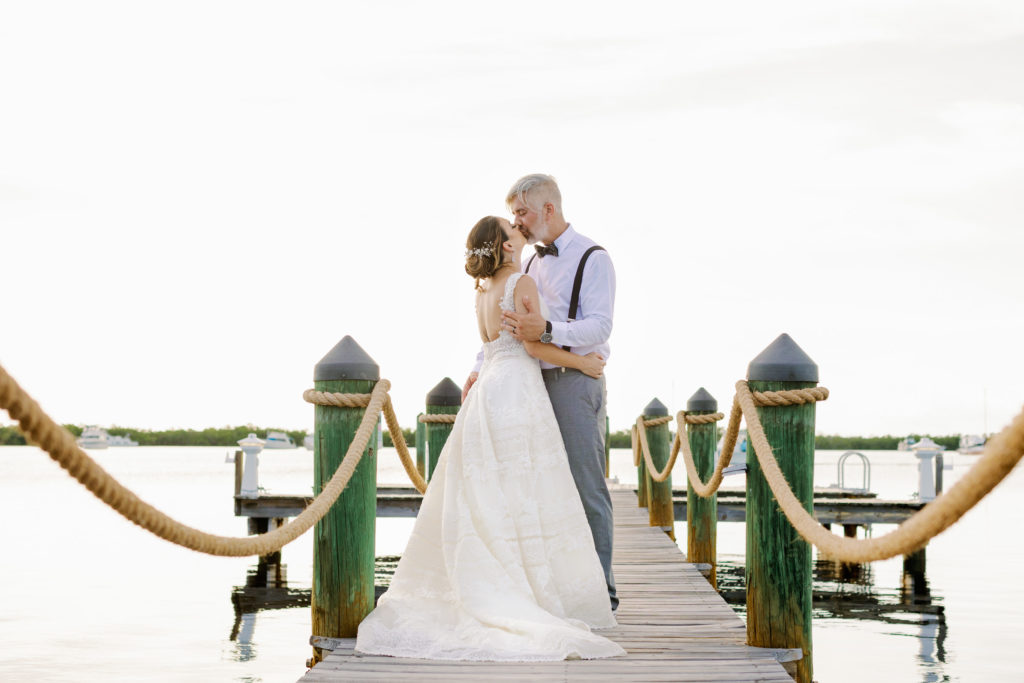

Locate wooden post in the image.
[637,452,649,508]
[425,378,461,480]
[685,387,719,588]
[643,398,675,540]
[415,413,426,477]
[310,336,379,665]
[745,334,817,683]
[233,450,243,497]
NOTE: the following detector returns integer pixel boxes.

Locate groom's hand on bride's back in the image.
[502,295,544,342]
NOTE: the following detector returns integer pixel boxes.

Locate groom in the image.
[462,173,618,611]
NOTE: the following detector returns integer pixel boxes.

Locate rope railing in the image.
[633,379,1024,563]
[0,363,432,557]
[631,412,725,483]
[0,364,389,556]
[302,389,428,495]
[8,347,1023,566]
[735,380,1024,562]
[418,414,457,424]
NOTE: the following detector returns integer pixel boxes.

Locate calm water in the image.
[1,445,1021,682]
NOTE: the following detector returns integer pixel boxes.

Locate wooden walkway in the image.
[300,487,792,682]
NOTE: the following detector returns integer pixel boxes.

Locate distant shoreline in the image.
[1,424,967,451]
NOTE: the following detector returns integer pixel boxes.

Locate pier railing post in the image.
[425,378,461,479]
[415,413,426,476]
[643,398,675,540]
[685,387,719,588]
[745,334,816,683]
[310,336,379,664]
[637,452,649,508]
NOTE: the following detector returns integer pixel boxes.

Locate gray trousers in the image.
[542,368,617,610]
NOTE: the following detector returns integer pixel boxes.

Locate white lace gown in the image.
[355,273,624,661]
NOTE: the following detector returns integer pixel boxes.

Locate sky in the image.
[2,1,1022,439]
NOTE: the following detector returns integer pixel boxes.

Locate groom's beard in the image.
[528,214,552,245]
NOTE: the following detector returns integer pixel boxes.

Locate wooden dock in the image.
[299,487,793,682]
[237,485,924,525]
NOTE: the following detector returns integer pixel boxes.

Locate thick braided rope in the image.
[419,414,457,424]
[630,416,673,467]
[736,380,1024,562]
[632,415,677,482]
[680,388,826,498]
[0,364,386,556]
[674,409,732,497]
[303,390,428,495]
[751,386,829,406]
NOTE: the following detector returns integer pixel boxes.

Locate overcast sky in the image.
[2,1,1022,439]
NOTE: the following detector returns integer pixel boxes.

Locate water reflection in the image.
[228,558,309,663]
[716,557,948,682]
[226,555,402,663]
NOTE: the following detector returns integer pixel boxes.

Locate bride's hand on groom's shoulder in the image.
[580,352,606,379]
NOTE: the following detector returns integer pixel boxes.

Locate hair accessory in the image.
[466,247,492,258]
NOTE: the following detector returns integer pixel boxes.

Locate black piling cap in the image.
[314,336,380,382]
[686,387,718,412]
[643,397,668,417]
[746,333,818,382]
[426,377,462,406]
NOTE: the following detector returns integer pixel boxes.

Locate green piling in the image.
[685,387,719,588]
[425,378,460,479]
[415,413,426,476]
[310,336,379,664]
[745,333,817,683]
[643,398,675,539]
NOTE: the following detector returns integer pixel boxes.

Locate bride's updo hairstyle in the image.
[465,216,508,291]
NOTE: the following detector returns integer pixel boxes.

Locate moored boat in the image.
[957,434,986,455]
[77,426,110,449]
[263,431,297,449]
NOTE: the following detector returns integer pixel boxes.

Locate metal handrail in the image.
[837,450,871,492]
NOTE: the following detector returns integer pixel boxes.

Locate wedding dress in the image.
[355,272,624,661]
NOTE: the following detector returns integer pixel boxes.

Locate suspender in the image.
[523,246,606,352]
[563,245,605,350]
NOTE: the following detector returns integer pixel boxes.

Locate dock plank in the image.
[298,486,791,682]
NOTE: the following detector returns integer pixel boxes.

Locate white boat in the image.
[897,436,918,451]
[957,434,986,455]
[77,426,109,449]
[303,434,314,450]
[108,433,139,447]
[263,431,297,449]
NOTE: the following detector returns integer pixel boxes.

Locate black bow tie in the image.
[535,243,559,258]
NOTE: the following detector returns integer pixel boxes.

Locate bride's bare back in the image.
[476,268,516,343]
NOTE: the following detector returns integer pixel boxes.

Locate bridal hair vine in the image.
[466,246,493,258]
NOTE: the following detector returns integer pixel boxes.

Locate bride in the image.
[354,216,625,661]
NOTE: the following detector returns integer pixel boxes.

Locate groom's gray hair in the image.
[506,173,563,214]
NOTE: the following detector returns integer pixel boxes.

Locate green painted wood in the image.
[426,405,459,479]
[311,378,378,654]
[746,379,815,683]
[686,411,718,588]
[637,453,649,508]
[415,414,426,476]
[644,413,674,539]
